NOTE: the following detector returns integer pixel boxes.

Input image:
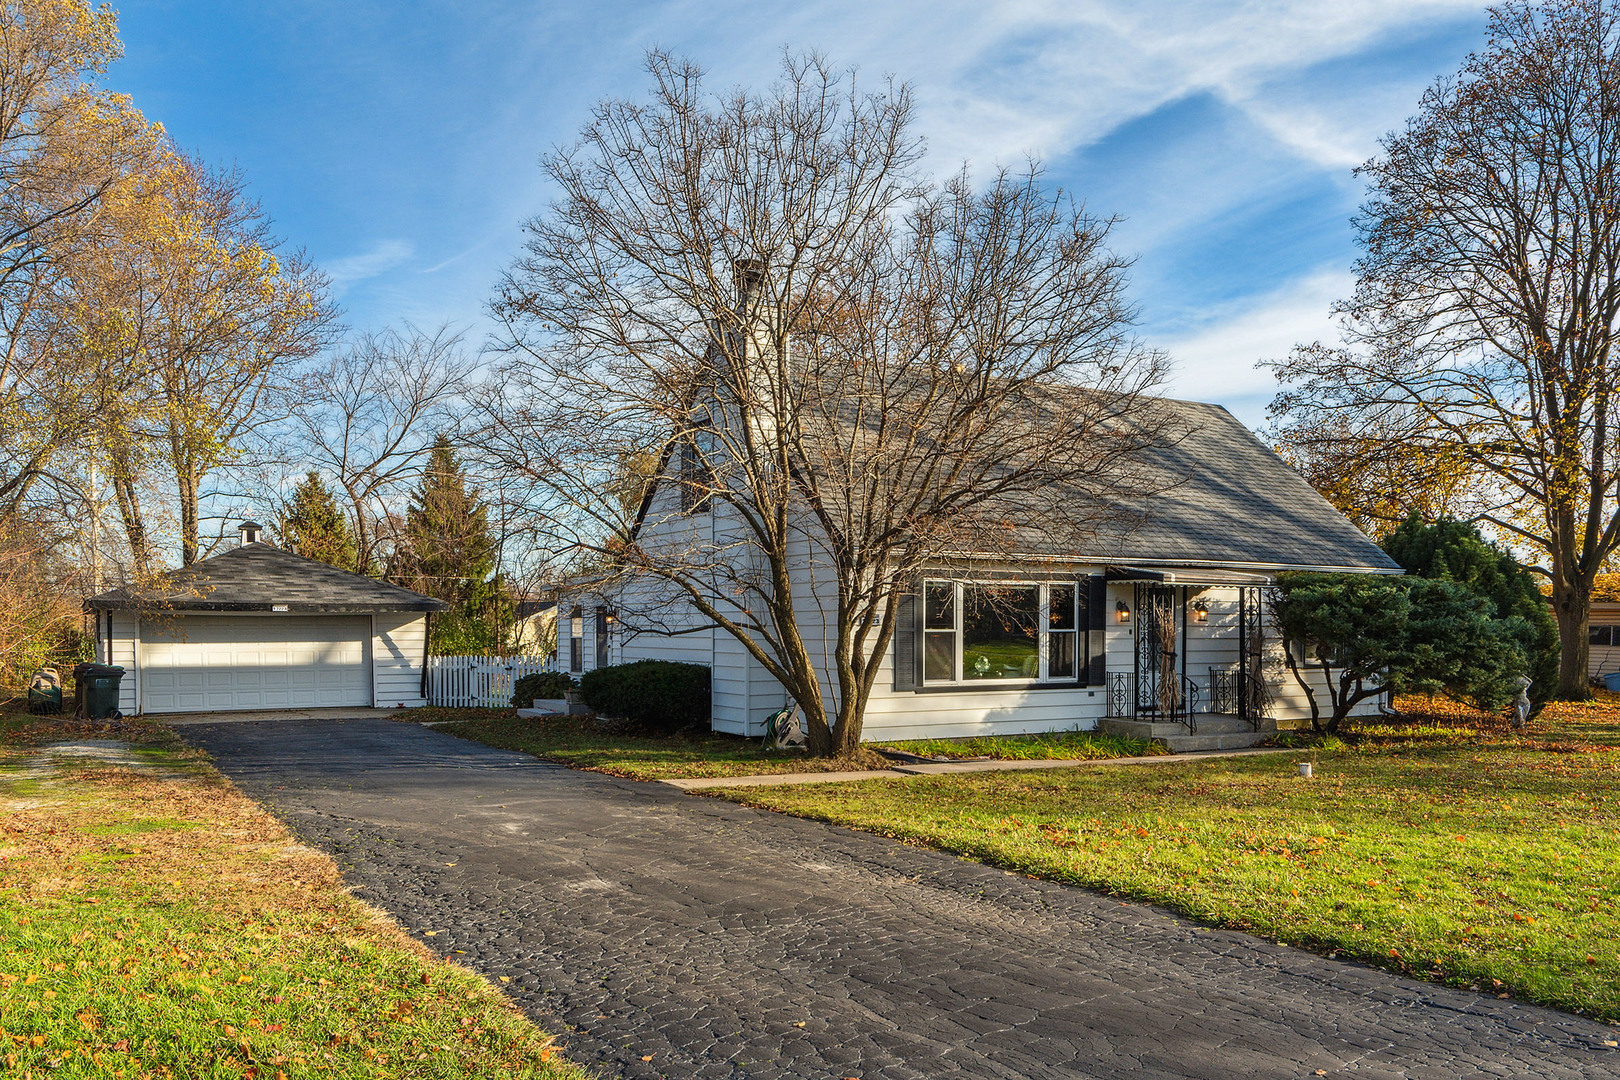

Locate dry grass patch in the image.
[0,713,585,1079]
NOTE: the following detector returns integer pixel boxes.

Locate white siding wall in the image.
[373,613,429,709]
[861,663,1109,741]
[109,611,139,715]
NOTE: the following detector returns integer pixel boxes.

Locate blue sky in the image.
[112,1,1491,424]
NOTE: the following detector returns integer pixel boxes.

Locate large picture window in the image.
[922,579,1085,685]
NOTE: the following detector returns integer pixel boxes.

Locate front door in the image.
[1134,585,1181,715]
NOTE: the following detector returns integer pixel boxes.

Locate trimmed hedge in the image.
[511,671,578,708]
[578,660,710,732]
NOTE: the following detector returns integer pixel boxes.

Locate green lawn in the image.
[710,696,1620,1022]
[418,708,891,779]
[0,711,584,1079]
[873,728,1164,761]
[421,709,1161,779]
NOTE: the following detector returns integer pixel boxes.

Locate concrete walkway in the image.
[661,746,1298,789]
[183,717,1618,1080]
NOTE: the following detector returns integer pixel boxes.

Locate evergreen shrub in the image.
[511,671,578,707]
[578,660,710,732]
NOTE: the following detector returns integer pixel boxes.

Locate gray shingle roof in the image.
[998,398,1400,572]
[86,544,450,613]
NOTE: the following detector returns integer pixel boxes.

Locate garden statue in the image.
[763,704,806,750]
[1512,675,1532,730]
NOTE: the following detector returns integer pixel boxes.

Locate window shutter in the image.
[892,588,919,692]
[1087,575,1107,686]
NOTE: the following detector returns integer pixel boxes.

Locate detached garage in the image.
[86,522,448,716]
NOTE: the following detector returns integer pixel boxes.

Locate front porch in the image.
[1097,580,1280,752]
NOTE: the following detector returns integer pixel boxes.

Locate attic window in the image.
[678,432,714,514]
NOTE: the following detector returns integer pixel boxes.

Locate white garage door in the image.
[140,615,372,713]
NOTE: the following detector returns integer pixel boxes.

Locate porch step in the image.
[1099,714,1277,753]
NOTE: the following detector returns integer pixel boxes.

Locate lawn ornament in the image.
[763,704,806,750]
[1512,675,1532,729]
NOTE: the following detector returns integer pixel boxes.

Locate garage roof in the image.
[86,543,451,614]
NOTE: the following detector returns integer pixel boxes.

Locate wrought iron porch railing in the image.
[1209,667,1240,716]
[1207,665,1268,731]
[1107,670,1200,733]
[1108,670,1133,718]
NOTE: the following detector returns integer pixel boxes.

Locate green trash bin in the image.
[73,662,125,720]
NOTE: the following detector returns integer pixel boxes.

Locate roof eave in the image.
[85,599,450,614]
[937,551,1404,575]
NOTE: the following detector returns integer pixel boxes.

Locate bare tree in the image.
[487,53,1170,755]
[1269,0,1620,697]
[291,325,471,575]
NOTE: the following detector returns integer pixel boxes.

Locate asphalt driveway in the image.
[183,717,1618,1080]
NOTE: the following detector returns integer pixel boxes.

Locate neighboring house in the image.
[1587,602,1620,681]
[86,521,448,715]
[510,598,558,658]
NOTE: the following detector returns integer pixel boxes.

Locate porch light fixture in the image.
[1115,600,1130,623]
[1192,600,1209,623]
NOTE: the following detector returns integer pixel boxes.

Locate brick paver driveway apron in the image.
[183,718,1617,1080]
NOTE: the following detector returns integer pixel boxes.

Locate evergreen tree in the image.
[400,436,509,653]
[281,471,358,572]
[1272,572,1529,734]
[1380,515,1559,704]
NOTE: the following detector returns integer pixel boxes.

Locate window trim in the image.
[568,606,584,673]
[920,578,1087,688]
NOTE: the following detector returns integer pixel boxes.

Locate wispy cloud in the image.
[654,0,1486,173]
[1158,268,1352,417]
[325,238,414,293]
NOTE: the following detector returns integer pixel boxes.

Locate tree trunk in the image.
[110,472,150,580]
[1550,575,1593,699]
[175,468,200,566]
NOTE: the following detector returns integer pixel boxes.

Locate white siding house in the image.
[556,274,1403,749]
[560,393,1404,748]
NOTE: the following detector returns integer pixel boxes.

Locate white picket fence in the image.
[427,654,554,709]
